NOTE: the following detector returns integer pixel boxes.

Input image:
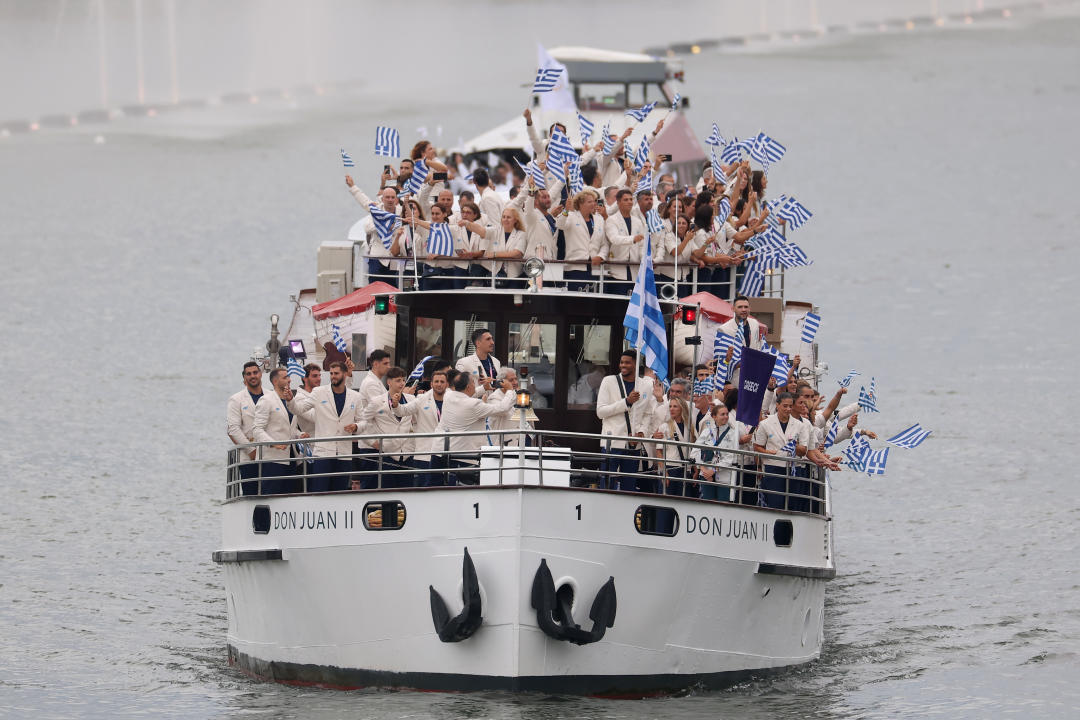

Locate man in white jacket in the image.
[455,328,502,397]
[394,368,450,486]
[359,366,414,488]
[438,372,515,485]
[595,351,658,492]
[252,367,306,494]
[719,295,765,386]
[226,361,265,495]
[292,361,363,493]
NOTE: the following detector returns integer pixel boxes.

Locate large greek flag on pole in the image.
[374,127,400,157]
[623,235,669,382]
[886,423,932,449]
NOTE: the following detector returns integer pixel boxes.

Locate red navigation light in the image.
[682,307,697,325]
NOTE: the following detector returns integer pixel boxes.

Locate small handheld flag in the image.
[837,369,859,388]
[886,423,932,449]
[842,435,871,471]
[532,67,563,93]
[624,102,656,122]
[749,131,786,165]
[401,158,428,196]
[426,222,454,257]
[704,123,724,147]
[670,92,681,112]
[331,324,348,353]
[601,122,614,155]
[634,136,650,172]
[408,355,434,381]
[286,357,307,380]
[577,112,594,145]
[771,353,791,386]
[780,437,798,458]
[374,127,400,158]
[341,149,355,168]
[645,208,665,235]
[369,205,402,249]
[824,418,839,449]
[857,384,879,413]
[777,197,813,230]
[721,139,743,165]
[864,447,889,476]
[636,170,653,195]
[800,312,821,344]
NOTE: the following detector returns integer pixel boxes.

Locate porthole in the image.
[634,505,679,537]
[252,505,271,534]
[363,501,407,530]
[774,519,793,547]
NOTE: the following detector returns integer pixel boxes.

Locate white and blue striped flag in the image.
[331,324,348,353]
[864,447,889,476]
[670,92,681,112]
[408,355,434,381]
[717,195,731,221]
[634,136,650,172]
[426,222,454,257]
[858,384,879,413]
[286,357,307,380]
[369,205,402,249]
[577,112,594,145]
[601,122,614,155]
[401,158,428,196]
[886,423,932,449]
[636,170,653,195]
[374,126,400,158]
[749,132,786,165]
[514,157,547,189]
[721,137,743,165]
[780,437,798,458]
[777,197,812,230]
[532,67,563,93]
[705,123,725,147]
[623,235,669,382]
[625,102,656,122]
[546,127,578,183]
[739,259,765,297]
[341,148,355,168]
[693,377,714,396]
[771,353,791,386]
[837,369,859,388]
[823,418,840,449]
[800,312,821,344]
[713,330,742,367]
[777,241,812,268]
[645,208,665,235]
[842,435,871,471]
[567,157,585,195]
[710,150,726,185]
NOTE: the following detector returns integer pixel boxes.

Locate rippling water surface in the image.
[2,4,1079,718]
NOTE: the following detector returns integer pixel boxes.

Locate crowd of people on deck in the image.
[347,108,775,299]
[227,305,877,512]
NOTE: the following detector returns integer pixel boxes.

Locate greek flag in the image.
[286,357,306,380]
[713,330,742,368]
[374,126,400,157]
[721,138,743,165]
[777,241,812,268]
[869,377,877,401]
[717,195,731,221]
[864,447,889,476]
[771,353,791,386]
[633,136,650,172]
[710,150,726,185]
[857,384,879,413]
[514,157,547,189]
[739,259,765,297]
[645,208,665,235]
[749,132,786,165]
[671,92,681,112]
[401,158,428,196]
[693,377,714,396]
[369,205,401,249]
[887,423,932,449]
[408,355,434,381]
[567,157,585,195]
[800,312,821,344]
[780,437,798,458]
[546,127,578,183]
[532,67,563,93]
[636,170,653,195]
[824,418,840,449]
[577,112,594,145]
[341,148,354,168]
[842,435,871,471]
[624,101,656,122]
[426,222,454,257]
[777,197,812,230]
[623,235,669,382]
[331,324,348,353]
[837,369,859,388]
[765,194,787,229]
[704,123,724,147]
[601,122,614,155]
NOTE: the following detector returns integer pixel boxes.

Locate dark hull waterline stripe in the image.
[228,645,809,696]
[212,549,283,563]
[756,563,836,580]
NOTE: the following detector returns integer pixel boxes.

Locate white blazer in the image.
[252,391,300,463]
[482,226,527,278]
[603,212,646,280]
[719,316,764,350]
[292,385,363,458]
[359,392,413,457]
[292,387,316,435]
[394,389,445,460]
[753,412,810,462]
[455,353,503,391]
[477,187,505,227]
[227,389,264,457]
[555,210,606,272]
[436,389,516,453]
[596,374,657,450]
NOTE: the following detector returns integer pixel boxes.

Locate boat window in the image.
[414,316,443,364]
[577,83,628,111]
[508,320,557,409]
[363,501,406,531]
[453,318,496,360]
[252,505,271,534]
[773,520,793,547]
[567,323,612,409]
[634,505,679,537]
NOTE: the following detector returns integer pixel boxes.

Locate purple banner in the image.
[736,347,777,427]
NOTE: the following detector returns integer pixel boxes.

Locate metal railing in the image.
[226,428,828,516]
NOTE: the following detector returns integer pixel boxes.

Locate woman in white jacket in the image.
[654,397,697,497]
[692,403,740,502]
[555,188,607,292]
[459,207,528,288]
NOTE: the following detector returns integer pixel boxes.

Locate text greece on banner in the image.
[736,347,777,426]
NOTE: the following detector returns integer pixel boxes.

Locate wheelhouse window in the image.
[567,323,612,409]
[508,319,558,409]
[414,317,443,365]
[452,318,496,360]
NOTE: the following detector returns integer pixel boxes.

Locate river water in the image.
[2,2,1079,718]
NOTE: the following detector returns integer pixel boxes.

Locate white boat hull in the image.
[217,486,832,694]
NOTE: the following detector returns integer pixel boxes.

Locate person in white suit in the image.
[437,372,515,485]
[603,189,646,295]
[455,327,502,398]
[394,368,450,486]
[292,363,321,436]
[226,361,265,495]
[292,360,363,493]
[596,351,658,492]
[718,295,765,386]
[252,367,307,494]
[358,366,415,488]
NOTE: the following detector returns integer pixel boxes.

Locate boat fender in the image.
[429,547,483,642]
[530,558,617,646]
